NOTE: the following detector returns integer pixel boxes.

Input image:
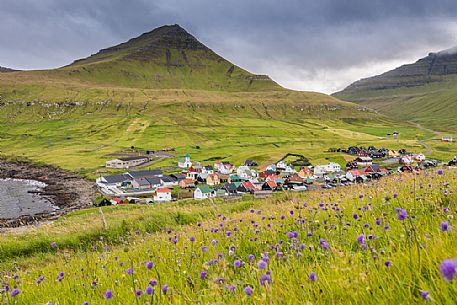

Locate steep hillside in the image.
[0,25,280,93]
[334,48,457,132]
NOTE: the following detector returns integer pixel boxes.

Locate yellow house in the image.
[206,174,221,186]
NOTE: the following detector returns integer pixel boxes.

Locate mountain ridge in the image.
[333,46,457,132]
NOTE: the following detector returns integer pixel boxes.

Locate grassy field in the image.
[0,95,449,179]
[0,168,455,304]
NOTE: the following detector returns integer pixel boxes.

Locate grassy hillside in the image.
[334,49,457,133]
[335,75,457,133]
[1,169,455,304]
[0,25,281,92]
[1,91,449,179]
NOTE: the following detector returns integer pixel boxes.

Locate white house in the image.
[355,157,373,167]
[313,162,342,176]
[414,154,426,162]
[265,164,277,172]
[400,155,414,165]
[154,188,172,202]
[237,166,258,180]
[178,153,192,168]
[106,156,149,169]
[193,185,215,200]
[276,161,288,171]
[214,162,235,175]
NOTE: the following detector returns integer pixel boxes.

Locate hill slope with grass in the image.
[333,48,457,132]
[0,24,281,94]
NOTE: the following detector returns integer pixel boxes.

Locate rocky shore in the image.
[0,160,96,228]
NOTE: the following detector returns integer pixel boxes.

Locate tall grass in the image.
[1,169,456,304]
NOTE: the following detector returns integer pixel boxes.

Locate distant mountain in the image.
[51,24,281,91]
[334,48,457,132]
[0,66,17,73]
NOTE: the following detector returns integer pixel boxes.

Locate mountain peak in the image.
[61,24,280,91]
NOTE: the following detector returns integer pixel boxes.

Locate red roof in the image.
[156,188,172,193]
[349,169,363,177]
[242,181,258,190]
[267,180,277,188]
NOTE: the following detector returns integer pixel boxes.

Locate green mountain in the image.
[333,48,457,132]
[51,24,281,91]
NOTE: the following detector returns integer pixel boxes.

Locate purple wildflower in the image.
[146,261,153,270]
[161,284,168,294]
[145,286,154,296]
[319,238,329,250]
[309,272,317,282]
[104,290,113,300]
[375,218,381,225]
[441,221,449,232]
[248,254,255,263]
[385,260,392,268]
[200,271,207,280]
[234,260,241,268]
[244,286,253,296]
[189,236,195,242]
[258,260,267,270]
[260,274,272,286]
[126,268,133,275]
[396,209,407,220]
[10,289,20,297]
[420,290,430,301]
[393,193,398,199]
[440,259,457,281]
[437,169,444,175]
[135,290,143,297]
[202,246,208,252]
[50,242,57,249]
[230,285,236,293]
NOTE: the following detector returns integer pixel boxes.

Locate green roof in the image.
[198,185,214,193]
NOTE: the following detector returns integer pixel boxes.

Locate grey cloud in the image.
[1,0,457,92]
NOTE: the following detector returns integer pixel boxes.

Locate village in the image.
[95,145,456,205]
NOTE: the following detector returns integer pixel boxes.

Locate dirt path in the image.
[413,123,443,155]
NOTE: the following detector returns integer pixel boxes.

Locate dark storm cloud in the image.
[2,0,457,92]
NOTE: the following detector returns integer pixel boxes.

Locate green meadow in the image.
[1,93,452,179]
[1,169,456,304]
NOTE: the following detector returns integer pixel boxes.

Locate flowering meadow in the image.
[1,169,457,304]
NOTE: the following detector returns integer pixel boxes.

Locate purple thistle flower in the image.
[396,209,408,221]
[10,288,20,297]
[357,234,365,245]
[234,260,241,268]
[91,281,97,287]
[161,284,168,294]
[258,260,267,270]
[104,290,113,300]
[145,286,154,296]
[309,272,317,282]
[230,284,236,293]
[260,274,272,286]
[358,194,364,199]
[202,246,208,252]
[385,260,392,268]
[287,232,295,238]
[149,279,158,286]
[437,169,444,175]
[440,259,457,281]
[248,254,255,263]
[420,290,430,301]
[146,261,154,270]
[83,302,89,305]
[353,214,358,220]
[393,193,398,199]
[319,238,329,250]
[126,268,133,275]
[50,242,57,249]
[135,290,143,297]
[200,271,207,280]
[189,236,195,242]
[375,218,381,225]
[217,277,224,284]
[440,221,449,232]
[244,286,253,296]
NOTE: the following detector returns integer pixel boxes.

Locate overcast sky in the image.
[1,0,457,93]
